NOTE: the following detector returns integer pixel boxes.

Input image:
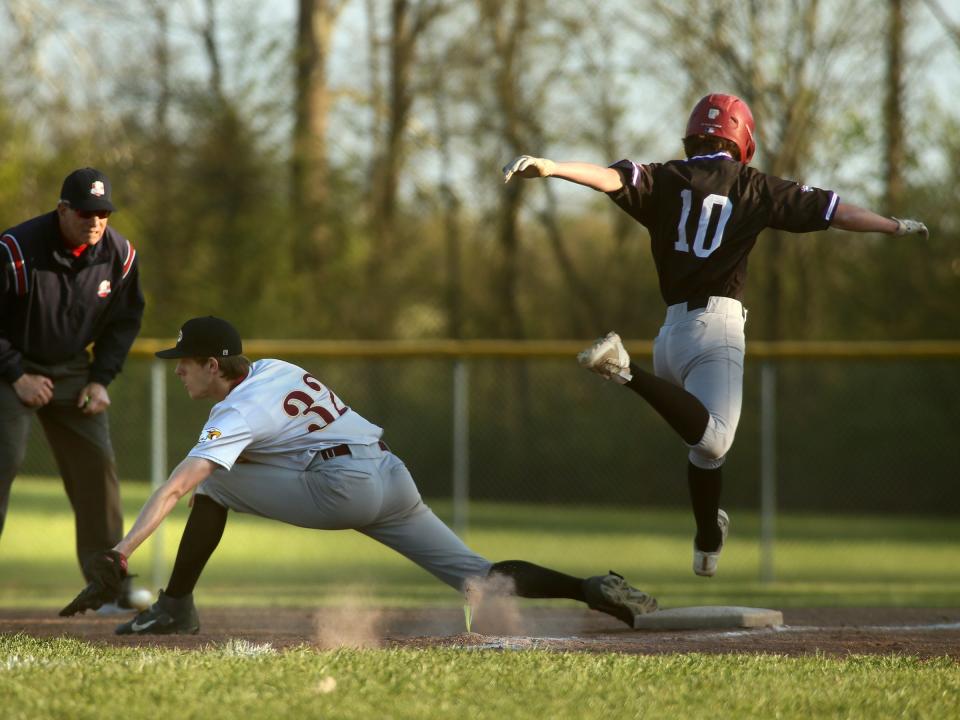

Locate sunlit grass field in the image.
[2,477,958,610]
[3,478,959,720]
[1,634,956,720]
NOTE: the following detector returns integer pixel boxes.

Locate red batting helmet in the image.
[684,93,756,164]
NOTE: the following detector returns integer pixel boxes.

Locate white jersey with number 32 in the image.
[187,358,383,471]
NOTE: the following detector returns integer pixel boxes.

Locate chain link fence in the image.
[16,341,959,591]
[20,342,960,518]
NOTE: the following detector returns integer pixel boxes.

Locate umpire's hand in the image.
[59,550,128,617]
[78,382,110,415]
[12,374,54,408]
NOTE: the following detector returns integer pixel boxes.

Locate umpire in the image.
[0,167,145,607]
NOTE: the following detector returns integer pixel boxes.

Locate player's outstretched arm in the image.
[115,457,218,559]
[60,457,216,618]
[832,202,929,239]
[502,155,623,192]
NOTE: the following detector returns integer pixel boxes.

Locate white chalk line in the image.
[463,636,576,651]
[695,622,960,640]
[457,622,960,648]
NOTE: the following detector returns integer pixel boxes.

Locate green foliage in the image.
[1,635,958,720]
[20,355,958,515]
[0,3,955,343]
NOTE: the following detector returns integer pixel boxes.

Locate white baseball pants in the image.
[653,296,747,469]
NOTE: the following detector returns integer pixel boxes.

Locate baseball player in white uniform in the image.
[61,316,657,633]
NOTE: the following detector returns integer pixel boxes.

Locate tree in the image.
[478,0,538,339]
[921,0,960,51]
[885,0,906,215]
[365,0,448,333]
[292,0,348,279]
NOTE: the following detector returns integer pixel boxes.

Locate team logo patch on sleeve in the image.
[198,428,222,443]
[97,280,112,297]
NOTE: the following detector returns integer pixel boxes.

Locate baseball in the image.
[128,588,154,610]
[316,676,337,694]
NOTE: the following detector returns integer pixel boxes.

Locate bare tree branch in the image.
[921,0,960,51]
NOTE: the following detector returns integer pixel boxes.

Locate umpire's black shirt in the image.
[0,211,145,385]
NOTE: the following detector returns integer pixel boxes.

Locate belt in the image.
[317,440,388,461]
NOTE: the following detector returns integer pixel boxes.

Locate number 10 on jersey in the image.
[675,190,732,258]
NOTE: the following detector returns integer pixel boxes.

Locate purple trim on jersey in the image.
[824,192,839,221]
[609,159,641,187]
[685,152,735,162]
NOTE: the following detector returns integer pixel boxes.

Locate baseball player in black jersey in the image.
[503,93,929,578]
[0,168,145,608]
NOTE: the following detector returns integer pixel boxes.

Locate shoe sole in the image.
[578,334,631,383]
[577,337,624,369]
[116,624,200,636]
[96,603,137,617]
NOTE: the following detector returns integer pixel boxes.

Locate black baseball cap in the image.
[155,316,243,359]
[60,167,116,212]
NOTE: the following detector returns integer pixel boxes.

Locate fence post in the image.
[150,359,167,591]
[759,361,777,583]
[452,359,470,536]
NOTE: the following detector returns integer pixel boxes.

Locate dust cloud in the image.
[464,573,526,636]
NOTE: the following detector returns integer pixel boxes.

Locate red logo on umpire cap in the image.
[97,280,111,297]
[90,181,105,197]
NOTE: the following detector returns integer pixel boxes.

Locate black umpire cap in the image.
[60,168,116,212]
[155,316,243,359]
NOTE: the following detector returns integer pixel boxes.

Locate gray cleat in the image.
[693,509,730,577]
[583,571,658,627]
[577,332,633,384]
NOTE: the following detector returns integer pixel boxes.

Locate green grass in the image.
[1,634,958,720]
[3,480,959,720]
[2,477,959,609]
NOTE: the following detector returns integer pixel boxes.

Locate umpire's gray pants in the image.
[196,445,492,591]
[0,355,123,577]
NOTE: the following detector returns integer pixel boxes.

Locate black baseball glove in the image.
[59,550,128,617]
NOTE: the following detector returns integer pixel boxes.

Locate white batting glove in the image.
[502,155,556,183]
[892,217,929,239]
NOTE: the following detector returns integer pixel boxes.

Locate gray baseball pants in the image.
[196,443,492,590]
[653,296,747,470]
[0,355,123,576]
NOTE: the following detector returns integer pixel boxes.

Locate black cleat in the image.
[115,589,200,635]
[95,575,138,616]
[583,570,658,628]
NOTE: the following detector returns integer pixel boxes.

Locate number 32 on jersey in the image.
[282,374,349,433]
[675,190,732,258]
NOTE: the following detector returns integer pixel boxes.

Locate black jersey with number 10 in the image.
[606,152,839,305]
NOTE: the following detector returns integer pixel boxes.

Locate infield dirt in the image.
[2,607,958,658]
